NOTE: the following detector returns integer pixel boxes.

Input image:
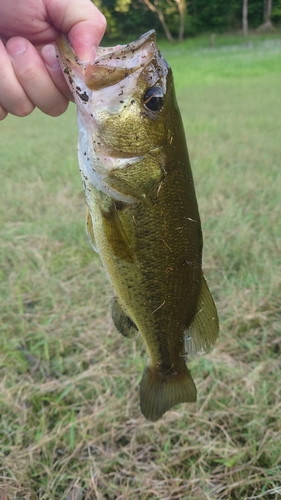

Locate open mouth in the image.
[57,30,158,91]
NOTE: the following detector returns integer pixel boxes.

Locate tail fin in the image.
[140,363,196,421]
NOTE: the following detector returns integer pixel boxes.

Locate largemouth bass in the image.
[57,30,219,421]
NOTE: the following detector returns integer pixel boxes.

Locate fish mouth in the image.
[56,30,157,91]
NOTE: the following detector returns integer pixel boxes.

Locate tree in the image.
[139,0,187,42]
[272,0,281,23]
[242,0,248,35]
[92,0,271,42]
[264,0,273,23]
[257,0,275,30]
[174,0,187,41]
[140,0,174,42]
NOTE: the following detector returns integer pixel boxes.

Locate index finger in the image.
[46,0,106,61]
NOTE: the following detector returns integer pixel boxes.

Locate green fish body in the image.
[57,30,219,421]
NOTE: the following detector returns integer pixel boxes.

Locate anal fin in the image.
[111,297,139,339]
[184,274,219,357]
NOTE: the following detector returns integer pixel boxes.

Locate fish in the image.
[56,30,219,421]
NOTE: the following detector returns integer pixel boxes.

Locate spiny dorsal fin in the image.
[184,274,219,357]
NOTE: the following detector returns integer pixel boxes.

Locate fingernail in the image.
[41,44,61,70]
[7,37,27,57]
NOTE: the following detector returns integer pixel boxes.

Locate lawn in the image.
[1,33,281,499]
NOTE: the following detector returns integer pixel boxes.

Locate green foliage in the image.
[188,0,241,32]
[272,0,281,22]
[96,0,161,41]
[95,0,279,41]
[247,0,266,27]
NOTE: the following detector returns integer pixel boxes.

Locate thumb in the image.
[47,0,106,61]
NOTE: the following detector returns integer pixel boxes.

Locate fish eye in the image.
[143,87,164,112]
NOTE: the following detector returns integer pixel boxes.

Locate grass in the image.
[1,32,281,499]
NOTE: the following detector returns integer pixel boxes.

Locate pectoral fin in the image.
[86,208,98,252]
[100,200,134,263]
[105,173,142,200]
[184,274,219,357]
[111,297,139,339]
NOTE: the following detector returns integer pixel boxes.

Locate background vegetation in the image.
[96,0,281,41]
[1,32,281,500]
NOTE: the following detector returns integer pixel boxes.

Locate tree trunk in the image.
[156,7,175,42]
[174,0,186,41]
[257,0,274,31]
[242,0,248,36]
[264,0,272,23]
[141,0,175,42]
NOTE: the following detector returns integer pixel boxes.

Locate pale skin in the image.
[0,0,106,120]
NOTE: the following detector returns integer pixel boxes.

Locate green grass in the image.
[1,33,281,499]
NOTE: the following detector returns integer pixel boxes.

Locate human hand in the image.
[0,0,106,120]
